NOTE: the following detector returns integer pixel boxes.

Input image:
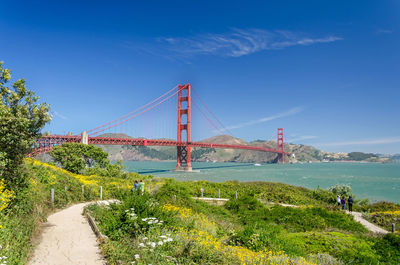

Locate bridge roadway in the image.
[32,135,291,156]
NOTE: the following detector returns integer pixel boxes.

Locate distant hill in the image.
[94,133,350,163]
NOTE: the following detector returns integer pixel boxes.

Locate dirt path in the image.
[261,200,388,234]
[348,211,388,234]
[29,202,106,265]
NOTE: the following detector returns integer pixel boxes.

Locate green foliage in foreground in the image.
[1,161,400,265]
[0,61,50,188]
[360,201,400,231]
[225,195,367,233]
[360,201,400,213]
[169,179,336,206]
[87,180,400,265]
[50,143,109,174]
[0,161,100,264]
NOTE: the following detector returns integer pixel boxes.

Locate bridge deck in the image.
[31,135,291,156]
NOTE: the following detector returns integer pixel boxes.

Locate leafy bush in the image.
[286,232,378,264]
[360,201,400,213]
[328,184,352,196]
[0,61,50,188]
[50,143,109,174]
[0,159,100,264]
[225,196,367,233]
[372,233,400,264]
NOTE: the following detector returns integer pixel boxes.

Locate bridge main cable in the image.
[89,88,180,136]
[85,85,179,135]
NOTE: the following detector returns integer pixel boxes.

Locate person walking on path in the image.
[336,195,341,206]
[139,180,145,195]
[348,195,354,212]
[341,196,346,210]
[133,180,139,192]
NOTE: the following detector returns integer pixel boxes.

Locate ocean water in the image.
[124,161,400,203]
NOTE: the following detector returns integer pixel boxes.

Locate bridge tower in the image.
[277,128,285,164]
[176,84,192,171]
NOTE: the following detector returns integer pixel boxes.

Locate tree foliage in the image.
[328,184,352,196]
[347,152,377,161]
[0,61,50,188]
[50,143,109,173]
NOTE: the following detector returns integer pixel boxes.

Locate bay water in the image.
[124,161,400,203]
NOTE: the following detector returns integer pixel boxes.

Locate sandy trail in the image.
[260,200,388,234]
[29,202,105,265]
[349,211,388,234]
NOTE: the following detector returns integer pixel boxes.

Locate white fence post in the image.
[100,186,103,200]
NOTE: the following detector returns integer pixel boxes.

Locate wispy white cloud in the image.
[317,137,400,147]
[220,107,303,131]
[376,29,393,34]
[52,111,67,120]
[287,135,318,143]
[158,29,342,58]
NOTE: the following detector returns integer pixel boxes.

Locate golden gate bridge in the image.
[31,84,290,171]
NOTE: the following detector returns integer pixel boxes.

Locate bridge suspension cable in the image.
[192,101,227,136]
[191,87,235,137]
[85,85,179,135]
[89,88,180,136]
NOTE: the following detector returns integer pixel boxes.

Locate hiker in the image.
[139,180,145,195]
[341,196,346,210]
[132,180,139,192]
[336,195,341,206]
[348,195,354,212]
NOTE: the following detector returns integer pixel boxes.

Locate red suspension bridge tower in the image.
[277,128,285,164]
[176,84,192,171]
[31,83,290,168]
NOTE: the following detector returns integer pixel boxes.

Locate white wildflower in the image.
[158,241,163,246]
[134,254,140,259]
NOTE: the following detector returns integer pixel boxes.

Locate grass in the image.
[0,158,145,264]
[1,160,400,264]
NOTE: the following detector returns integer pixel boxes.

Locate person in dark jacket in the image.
[341,196,346,210]
[132,180,139,192]
[348,196,354,212]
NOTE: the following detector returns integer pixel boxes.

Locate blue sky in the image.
[1,0,399,154]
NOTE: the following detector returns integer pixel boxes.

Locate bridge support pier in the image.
[81,131,88,145]
[176,84,192,171]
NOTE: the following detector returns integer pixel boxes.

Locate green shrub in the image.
[372,233,400,264]
[225,196,367,233]
[361,201,400,213]
[286,232,378,264]
[328,184,352,196]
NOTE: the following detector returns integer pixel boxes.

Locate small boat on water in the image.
[254,163,261,166]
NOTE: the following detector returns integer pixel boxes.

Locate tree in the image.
[328,184,352,196]
[0,61,50,188]
[50,143,109,174]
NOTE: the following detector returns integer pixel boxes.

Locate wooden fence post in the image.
[51,189,54,204]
